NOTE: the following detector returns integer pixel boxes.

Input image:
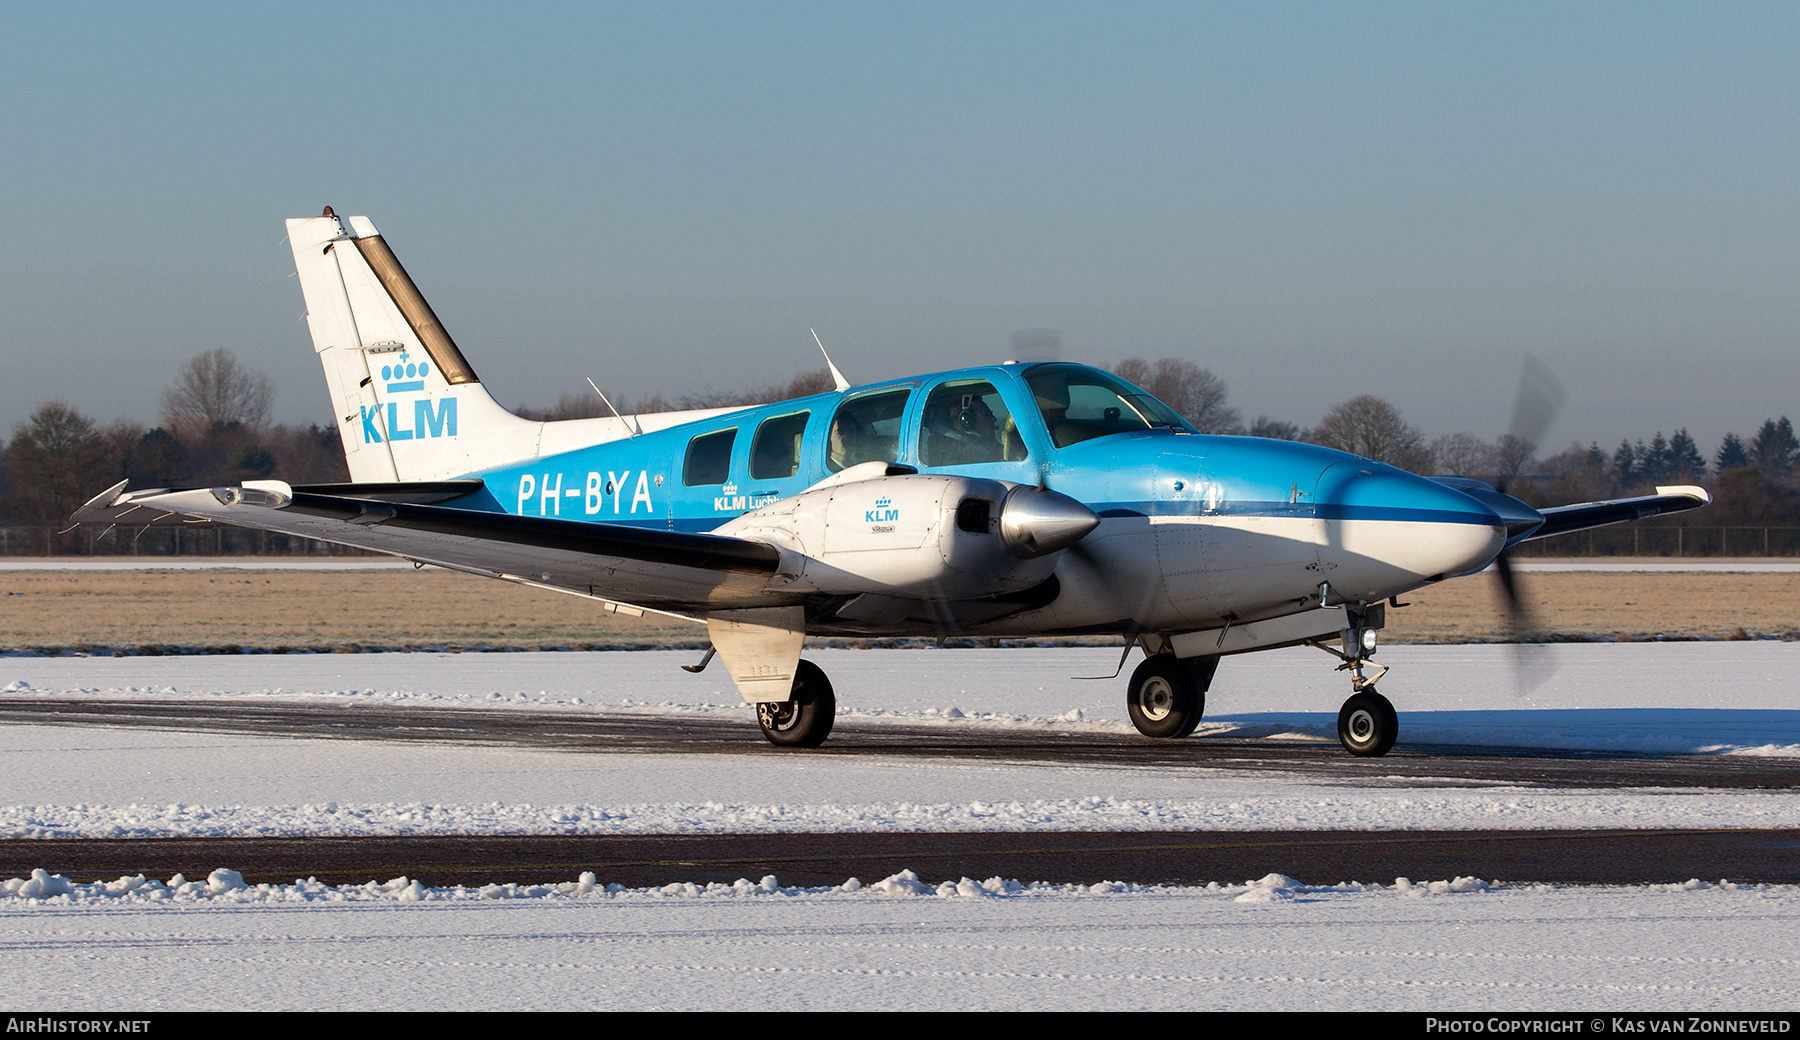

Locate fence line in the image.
[0,526,377,557]
[1508,526,1800,557]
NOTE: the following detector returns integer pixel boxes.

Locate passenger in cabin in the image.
[827,412,866,471]
[827,387,912,471]
[921,386,1002,467]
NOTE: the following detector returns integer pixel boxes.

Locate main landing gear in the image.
[757,659,837,748]
[1126,654,1217,739]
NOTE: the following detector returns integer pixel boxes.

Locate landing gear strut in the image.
[1126,654,1216,738]
[757,659,836,748]
[1310,604,1399,757]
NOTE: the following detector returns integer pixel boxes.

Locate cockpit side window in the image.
[917,380,1027,467]
[1025,366,1192,448]
[749,411,809,480]
[682,427,737,486]
[826,388,911,472]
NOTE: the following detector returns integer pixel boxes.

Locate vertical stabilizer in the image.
[287,210,543,482]
[287,210,756,487]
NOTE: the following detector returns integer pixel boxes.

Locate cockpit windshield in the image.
[1023,364,1194,448]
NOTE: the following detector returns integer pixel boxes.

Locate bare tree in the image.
[160,349,275,436]
[1489,433,1538,481]
[1541,442,1614,505]
[266,423,350,484]
[1249,416,1305,441]
[1111,358,1243,434]
[4,402,113,527]
[1310,395,1431,473]
[521,369,838,420]
[676,368,836,411]
[1428,432,1495,476]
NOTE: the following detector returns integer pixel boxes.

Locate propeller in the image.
[1490,354,1566,692]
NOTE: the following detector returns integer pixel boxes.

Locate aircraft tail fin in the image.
[286,209,555,482]
[287,209,772,484]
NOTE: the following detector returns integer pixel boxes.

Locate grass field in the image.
[2,564,1796,652]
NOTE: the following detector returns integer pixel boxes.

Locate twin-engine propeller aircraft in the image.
[76,209,1712,756]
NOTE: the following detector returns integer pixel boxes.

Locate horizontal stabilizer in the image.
[70,483,785,617]
[72,480,486,525]
[1526,485,1712,542]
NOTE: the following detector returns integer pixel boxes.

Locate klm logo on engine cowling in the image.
[865,496,899,523]
[358,350,456,444]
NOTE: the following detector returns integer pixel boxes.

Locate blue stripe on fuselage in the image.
[1095,500,1498,525]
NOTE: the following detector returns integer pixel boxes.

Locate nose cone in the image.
[999,485,1100,558]
[1315,463,1507,585]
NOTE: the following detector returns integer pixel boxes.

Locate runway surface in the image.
[4,696,1798,790]
[3,697,1796,887]
[6,829,1797,888]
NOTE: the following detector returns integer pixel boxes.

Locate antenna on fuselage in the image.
[811,328,851,392]
[587,377,641,437]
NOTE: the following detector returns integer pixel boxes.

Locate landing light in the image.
[1360,628,1378,654]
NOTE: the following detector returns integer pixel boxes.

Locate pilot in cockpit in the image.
[922,388,1002,467]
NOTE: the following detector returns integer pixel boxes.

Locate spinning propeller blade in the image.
[1492,354,1566,693]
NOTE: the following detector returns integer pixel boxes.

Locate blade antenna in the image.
[587,377,641,437]
[811,329,851,392]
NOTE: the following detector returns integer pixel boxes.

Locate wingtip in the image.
[70,480,130,523]
[1655,484,1712,505]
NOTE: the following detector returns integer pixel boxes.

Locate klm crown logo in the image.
[381,351,431,393]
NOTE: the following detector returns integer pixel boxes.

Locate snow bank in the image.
[10,865,1756,907]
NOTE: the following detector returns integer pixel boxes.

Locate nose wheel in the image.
[1336,688,1398,757]
[1307,622,1399,757]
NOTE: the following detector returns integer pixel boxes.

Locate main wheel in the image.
[757,659,836,748]
[1337,689,1398,757]
[1126,654,1206,738]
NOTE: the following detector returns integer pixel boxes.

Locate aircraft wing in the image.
[1521,484,1712,542]
[72,481,787,618]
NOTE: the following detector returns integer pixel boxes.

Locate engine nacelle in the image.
[716,464,1097,599]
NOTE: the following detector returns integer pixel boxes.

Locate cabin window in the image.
[826,388,911,472]
[750,411,809,480]
[917,380,1026,467]
[1025,365,1192,448]
[682,428,737,486]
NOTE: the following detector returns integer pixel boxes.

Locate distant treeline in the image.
[0,350,350,546]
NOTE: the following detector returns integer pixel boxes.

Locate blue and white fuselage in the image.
[453,362,1507,637]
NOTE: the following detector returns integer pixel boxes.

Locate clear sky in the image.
[3,2,1796,458]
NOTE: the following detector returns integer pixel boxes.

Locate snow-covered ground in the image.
[0,643,1796,837]
[2,643,1797,1010]
[7,869,1796,1012]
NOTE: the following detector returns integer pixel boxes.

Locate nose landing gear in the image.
[1310,604,1399,757]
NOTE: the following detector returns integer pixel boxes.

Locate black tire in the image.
[1337,689,1398,757]
[757,660,836,748]
[1126,654,1206,738]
